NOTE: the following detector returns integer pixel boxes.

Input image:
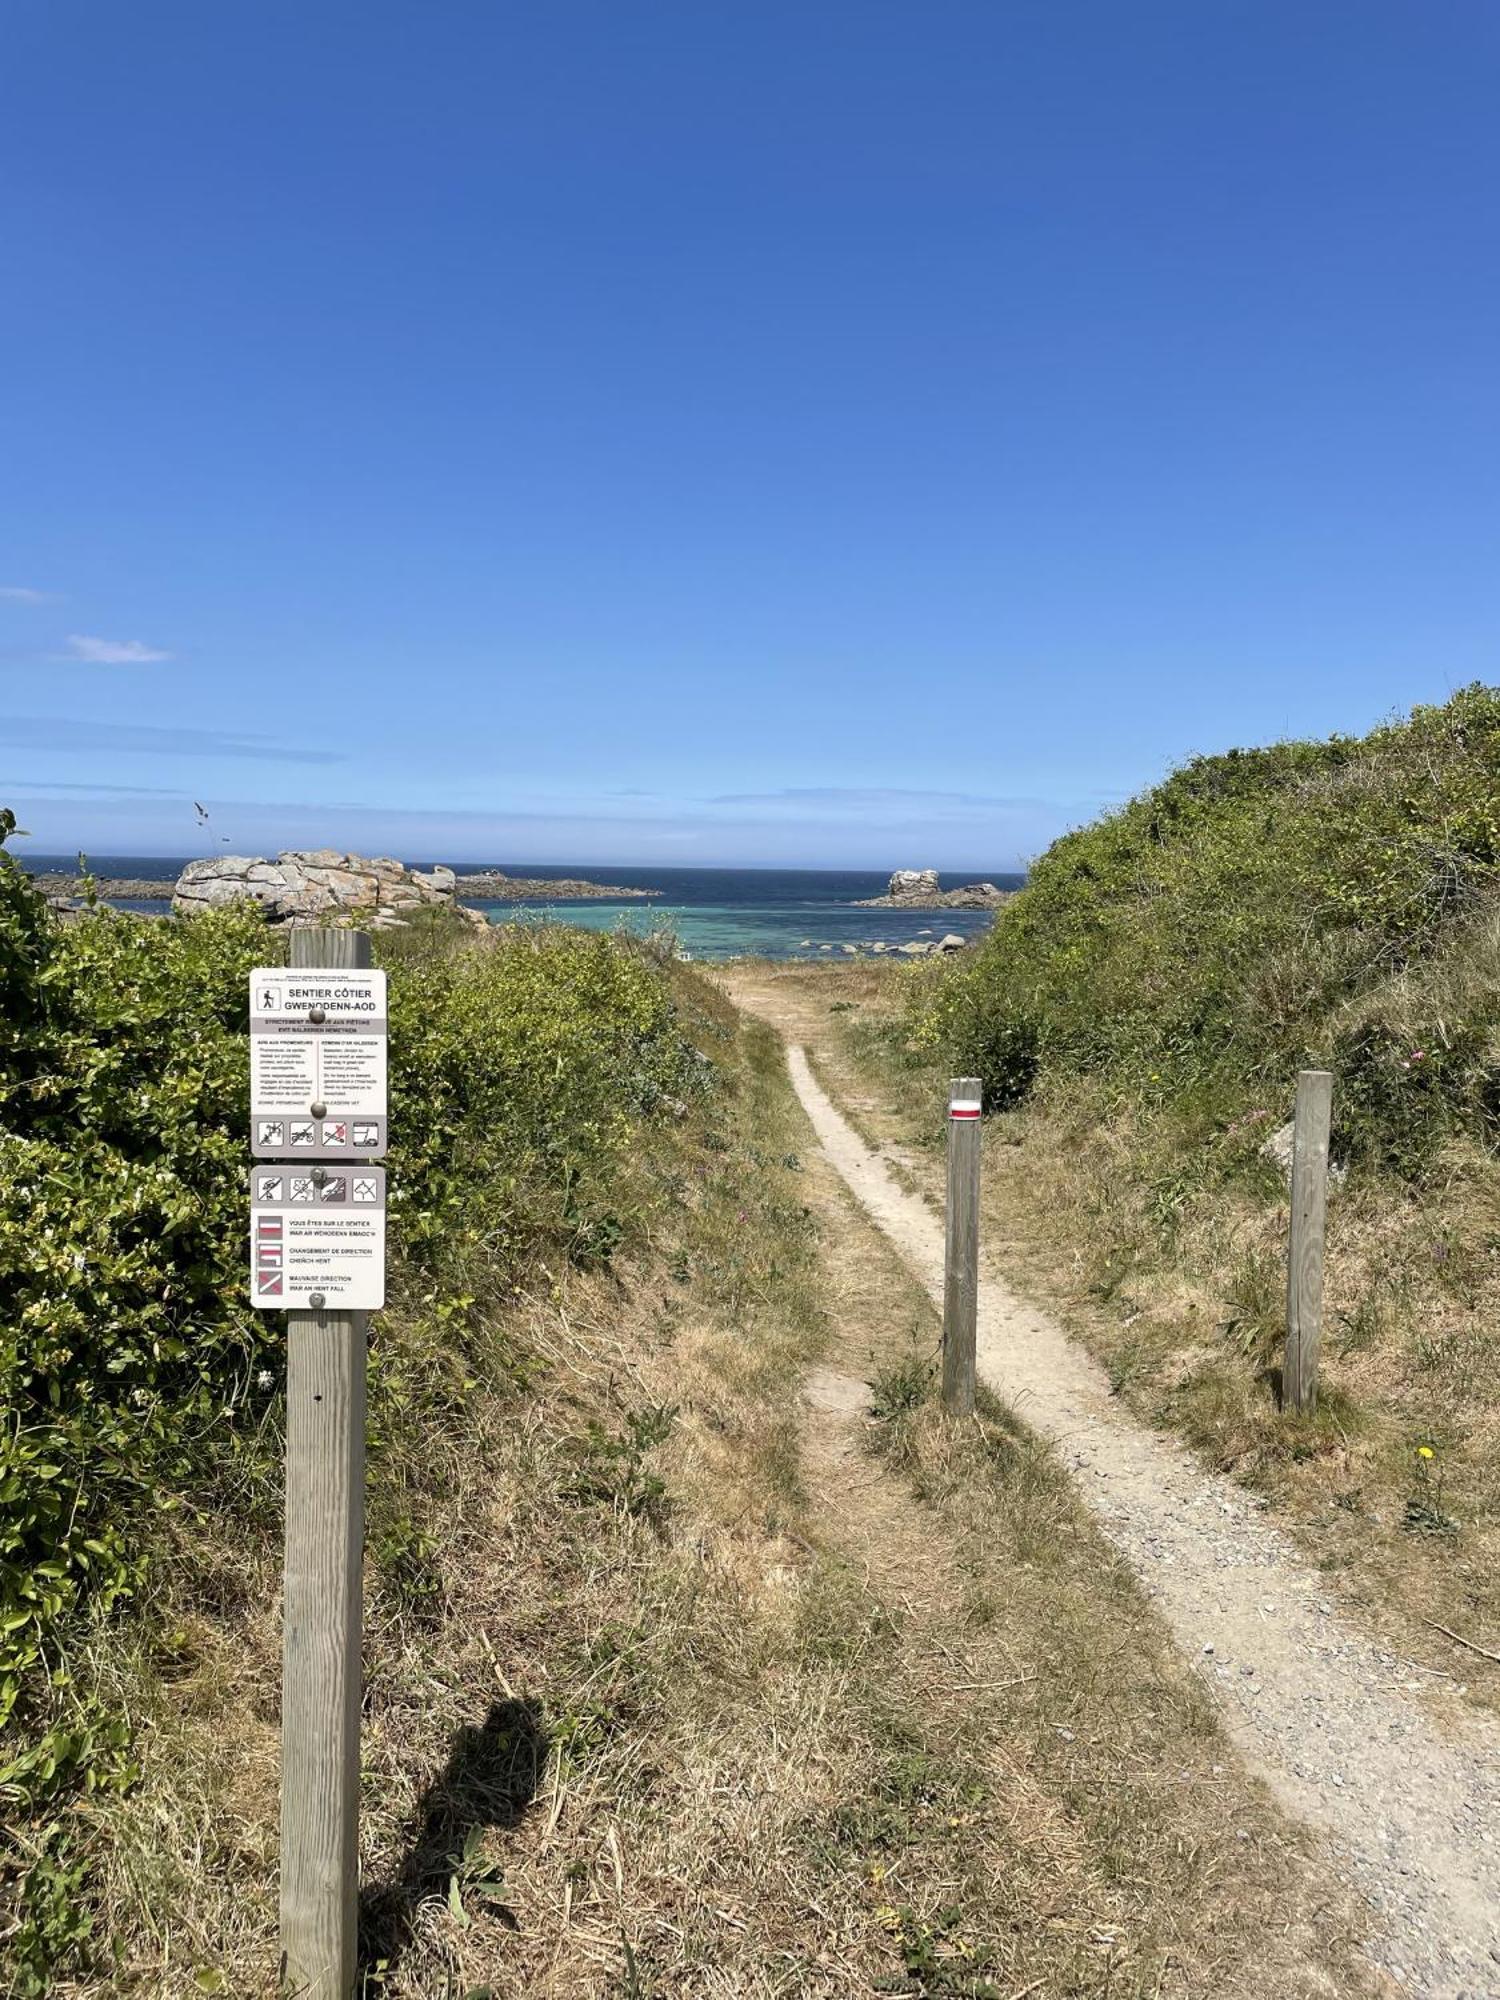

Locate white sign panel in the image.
[250,967,388,1159]
[250,1164,386,1311]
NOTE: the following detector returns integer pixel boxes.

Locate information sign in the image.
[250,967,388,1159]
[249,1164,386,1311]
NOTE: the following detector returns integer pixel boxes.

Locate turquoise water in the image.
[472,897,998,960]
[454,864,1016,959]
[32,860,1018,962]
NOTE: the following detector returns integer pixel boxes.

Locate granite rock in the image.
[172,851,488,929]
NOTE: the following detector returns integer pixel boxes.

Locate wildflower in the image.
[1417,1445,1435,1460]
[257,1369,274,1390]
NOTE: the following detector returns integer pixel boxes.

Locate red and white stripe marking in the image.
[949,1098,982,1119]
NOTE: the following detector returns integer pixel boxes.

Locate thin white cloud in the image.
[709,785,1061,812]
[0,586,52,604]
[3,716,340,764]
[63,634,173,665]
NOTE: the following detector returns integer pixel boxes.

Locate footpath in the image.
[725,973,1500,2000]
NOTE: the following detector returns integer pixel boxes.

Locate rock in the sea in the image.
[452,869,654,902]
[936,933,969,953]
[889,868,941,900]
[854,869,1013,910]
[172,851,487,929]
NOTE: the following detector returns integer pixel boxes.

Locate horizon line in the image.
[17,846,1030,877]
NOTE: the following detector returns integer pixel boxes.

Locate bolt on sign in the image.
[250,967,388,1160]
[249,1164,386,1311]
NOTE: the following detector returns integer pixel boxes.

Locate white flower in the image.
[256,1369,274,1390]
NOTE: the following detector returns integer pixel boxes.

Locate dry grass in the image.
[755,956,1500,1712]
[60,993,1378,1997]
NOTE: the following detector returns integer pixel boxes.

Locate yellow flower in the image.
[1417,1445,1435,1460]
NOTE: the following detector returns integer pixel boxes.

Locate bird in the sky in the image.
[194,800,210,824]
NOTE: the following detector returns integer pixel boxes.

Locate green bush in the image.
[0,825,709,1987]
[913,686,1500,1168]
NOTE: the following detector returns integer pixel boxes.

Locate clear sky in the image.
[3,1,1497,867]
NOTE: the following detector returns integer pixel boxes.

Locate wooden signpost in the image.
[1284,1068,1333,1416]
[942,1077,982,1416]
[250,928,387,1999]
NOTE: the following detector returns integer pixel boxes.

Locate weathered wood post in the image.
[1284,1068,1334,1416]
[942,1077,982,1415]
[280,927,370,1998]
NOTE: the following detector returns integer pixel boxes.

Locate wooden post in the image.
[942,1077,982,1415]
[280,927,369,1999]
[1284,1068,1333,1416]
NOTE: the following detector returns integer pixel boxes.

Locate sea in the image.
[24,858,1023,962]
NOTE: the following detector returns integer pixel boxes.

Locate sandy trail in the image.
[729,978,1500,2000]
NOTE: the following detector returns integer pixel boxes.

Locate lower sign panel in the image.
[249,1165,386,1311]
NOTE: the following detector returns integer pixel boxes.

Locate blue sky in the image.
[4,1,1497,867]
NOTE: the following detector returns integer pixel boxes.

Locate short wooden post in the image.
[280,927,369,1999]
[1284,1068,1333,1415]
[942,1077,982,1415]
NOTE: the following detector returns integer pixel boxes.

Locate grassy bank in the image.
[806,688,1500,1689]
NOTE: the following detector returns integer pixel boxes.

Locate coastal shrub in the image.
[0,824,709,1987]
[913,684,1500,1172]
[907,976,1040,1111]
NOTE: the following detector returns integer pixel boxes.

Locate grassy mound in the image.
[916,683,1500,1174]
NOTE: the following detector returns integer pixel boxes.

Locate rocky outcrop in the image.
[799,931,970,958]
[854,869,1013,910]
[889,868,941,900]
[454,870,656,902]
[895,933,971,956]
[172,850,488,929]
[29,873,173,901]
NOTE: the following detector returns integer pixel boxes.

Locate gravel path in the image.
[778,1037,1500,2000]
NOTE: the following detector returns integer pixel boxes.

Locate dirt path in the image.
[727,978,1500,2000]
